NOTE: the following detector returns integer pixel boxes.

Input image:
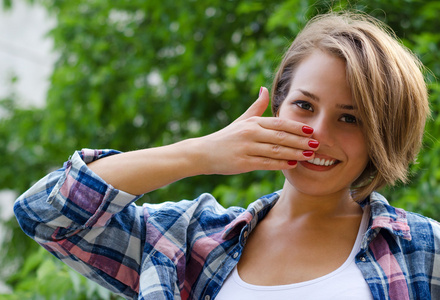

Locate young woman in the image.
[14,12,439,300]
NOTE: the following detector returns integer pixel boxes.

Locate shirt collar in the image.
[222,191,412,243]
[368,192,412,241]
[221,191,280,240]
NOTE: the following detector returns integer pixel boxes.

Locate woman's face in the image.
[278,50,369,198]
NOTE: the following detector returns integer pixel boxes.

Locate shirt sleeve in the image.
[14,149,145,299]
[429,217,440,297]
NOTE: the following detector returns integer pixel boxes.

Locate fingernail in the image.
[259,86,263,97]
[303,150,314,157]
[288,160,297,166]
[308,140,319,149]
[302,126,314,135]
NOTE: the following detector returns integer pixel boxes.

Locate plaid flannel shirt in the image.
[14,149,440,299]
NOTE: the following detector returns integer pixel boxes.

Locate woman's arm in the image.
[14,87,318,297]
[87,87,318,195]
[14,149,145,298]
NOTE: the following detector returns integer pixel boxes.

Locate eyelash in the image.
[292,100,358,124]
[293,100,313,111]
[339,114,357,124]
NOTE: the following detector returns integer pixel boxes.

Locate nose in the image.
[309,114,335,147]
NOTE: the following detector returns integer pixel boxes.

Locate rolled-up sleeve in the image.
[14,149,145,299]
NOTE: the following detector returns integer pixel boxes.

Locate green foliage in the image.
[1,0,439,298]
[1,247,113,300]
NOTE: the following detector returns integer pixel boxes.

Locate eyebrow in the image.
[296,88,356,110]
[297,89,319,101]
[336,104,355,110]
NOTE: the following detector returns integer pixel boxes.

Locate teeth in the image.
[307,157,336,166]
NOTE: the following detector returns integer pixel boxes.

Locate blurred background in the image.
[0,0,439,298]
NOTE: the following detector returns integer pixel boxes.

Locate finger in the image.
[236,117,318,150]
[247,142,316,161]
[250,128,320,152]
[246,155,299,171]
[234,87,270,123]
[255,117,315,138]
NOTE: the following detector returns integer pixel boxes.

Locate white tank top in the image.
[216,206,373,300]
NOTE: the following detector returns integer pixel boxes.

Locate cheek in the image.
[343,132,369,163]
[278,107,307,123]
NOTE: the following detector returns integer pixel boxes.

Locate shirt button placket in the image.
[242,230,249,245]
[204,295,211,300]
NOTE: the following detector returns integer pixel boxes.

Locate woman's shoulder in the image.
[143,191,280,217]
[369,192,440,242]
[141,193,246,221]
[141,191,280,234]
[405,210,440,240]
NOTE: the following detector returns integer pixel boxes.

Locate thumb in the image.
[234,87,270,123]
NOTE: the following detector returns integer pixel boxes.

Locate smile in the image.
[307,157,337,166]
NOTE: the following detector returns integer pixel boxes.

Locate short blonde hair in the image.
[271,12,430,201]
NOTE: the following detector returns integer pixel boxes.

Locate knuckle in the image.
[237,126,254,138]
[273,118,283,128]
[238,128,251,137]
[246,116,259,123]
[272,144,281,154]
[276,130,287,141]
[262,157,272,167]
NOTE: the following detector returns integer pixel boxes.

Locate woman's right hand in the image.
[194,87,319,175]
[88,87,319,195]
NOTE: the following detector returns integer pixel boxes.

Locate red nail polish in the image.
[288,160,297,166]
[303,150,314,157]
[259,86,263,97]
[302,126,314,134]
[308,140,319,149]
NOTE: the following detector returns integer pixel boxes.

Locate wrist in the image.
[176,137,214,176]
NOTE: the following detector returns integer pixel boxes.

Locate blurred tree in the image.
[0,0,439,298]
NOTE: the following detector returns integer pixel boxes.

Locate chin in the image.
[282,170,351,198]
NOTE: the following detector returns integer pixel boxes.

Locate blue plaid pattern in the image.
[14,149,440,299]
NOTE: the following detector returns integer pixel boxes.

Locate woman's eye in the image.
[340,114,357,124]
[294,101,313,112]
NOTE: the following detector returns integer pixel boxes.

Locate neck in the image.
[271,180,362,222]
